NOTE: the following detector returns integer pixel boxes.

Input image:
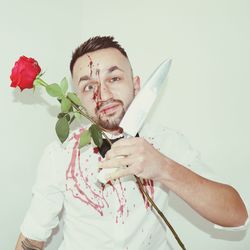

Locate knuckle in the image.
[138,154,145,163]
[137,138,148,152]
[105,151,111,159]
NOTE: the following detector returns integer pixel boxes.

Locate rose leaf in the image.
[89,124,103,147]
[61,96,72,112]
[67,92,82,106]
[60,77,68,95]
[46,83,63,98]
[79,130,91,149]
[55,117,69,143]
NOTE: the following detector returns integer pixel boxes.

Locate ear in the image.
[133,76,141,96]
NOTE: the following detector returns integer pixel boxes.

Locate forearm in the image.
[100,137,248,226]
[158,157,248,227]
[15,233,44,250]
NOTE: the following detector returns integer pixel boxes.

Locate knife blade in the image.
[120,58,172,136]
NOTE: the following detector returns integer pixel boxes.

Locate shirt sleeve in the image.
[187,143,249,231]
[21,141,65,241]
[152,126,249,231]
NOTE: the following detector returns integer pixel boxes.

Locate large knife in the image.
[120,58,172,136]
[97,58,172,183]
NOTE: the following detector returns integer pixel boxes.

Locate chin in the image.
[98,110,125,131]
[98,118,121,131]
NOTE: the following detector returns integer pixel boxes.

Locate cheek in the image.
[119,87,134,104]
[78,93,96,112]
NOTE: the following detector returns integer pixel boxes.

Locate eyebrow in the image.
[107,65,124,73]
[78,75,90,84]
[78,65,124,84]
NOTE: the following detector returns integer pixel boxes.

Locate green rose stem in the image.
[36,77,186,250]
[136,176,186,250]
[72,107,186,250]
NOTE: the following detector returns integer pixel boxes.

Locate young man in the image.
[16,36,248,250]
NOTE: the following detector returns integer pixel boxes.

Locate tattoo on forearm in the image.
[21,238,42,250]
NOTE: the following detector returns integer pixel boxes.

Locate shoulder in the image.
[140,121,199,165]
[140,121,187,145]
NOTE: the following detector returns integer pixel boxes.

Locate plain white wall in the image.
[0,0,83,249]
[1,0,249,249]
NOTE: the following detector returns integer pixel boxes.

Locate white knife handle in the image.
[97,155,128,184]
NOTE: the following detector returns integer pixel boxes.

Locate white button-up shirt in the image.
[21,123,248,250]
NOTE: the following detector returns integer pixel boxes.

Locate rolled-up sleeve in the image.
[190,151,249,231]
[156,127,249,231]
[21,141,65,241]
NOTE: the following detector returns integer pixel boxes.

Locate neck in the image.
[102,126,123,136]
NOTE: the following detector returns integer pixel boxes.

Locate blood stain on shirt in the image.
[66,131,109,216]
[93,147,99,154]
[137,179,155,209]
[65,129,128,222]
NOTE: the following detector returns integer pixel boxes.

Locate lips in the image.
[99,102,121,115]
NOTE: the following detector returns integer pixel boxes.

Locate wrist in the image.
[156,155,175,185]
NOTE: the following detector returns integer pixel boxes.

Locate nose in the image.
[98,83,113,101]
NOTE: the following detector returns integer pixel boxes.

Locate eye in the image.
[110,76,121,83]
[83,83,95,92]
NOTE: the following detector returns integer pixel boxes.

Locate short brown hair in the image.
[70,36,128,74]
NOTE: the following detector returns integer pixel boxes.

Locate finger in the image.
[99,155,134,169]
[107,167,132,180]
[111,137,142,147]
[106,144,137,159]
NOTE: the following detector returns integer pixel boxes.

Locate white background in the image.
[0,0,249,249]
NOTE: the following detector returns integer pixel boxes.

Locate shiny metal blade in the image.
[119,59,172,136]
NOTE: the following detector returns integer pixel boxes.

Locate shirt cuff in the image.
[214,217,249,231]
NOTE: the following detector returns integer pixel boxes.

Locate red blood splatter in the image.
[93,89,98,101]
[87,55,93,77]
[65,129,128,221]
[66,130,108,215]
[137,179,155,209]
[107,180,126,223]
[93,90,102,110]
[106,180,112,185]
[93,147,99,154]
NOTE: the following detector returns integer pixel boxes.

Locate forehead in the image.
[72,48,130,79]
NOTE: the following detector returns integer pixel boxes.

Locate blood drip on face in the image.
[93,88,101,110]
[93,66,102,110]
[87,55,93,77]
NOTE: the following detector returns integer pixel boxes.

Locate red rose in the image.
[10,56,41,91]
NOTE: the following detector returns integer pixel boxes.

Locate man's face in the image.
[72,48,140,132]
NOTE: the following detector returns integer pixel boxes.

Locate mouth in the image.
[98,102,121,116]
